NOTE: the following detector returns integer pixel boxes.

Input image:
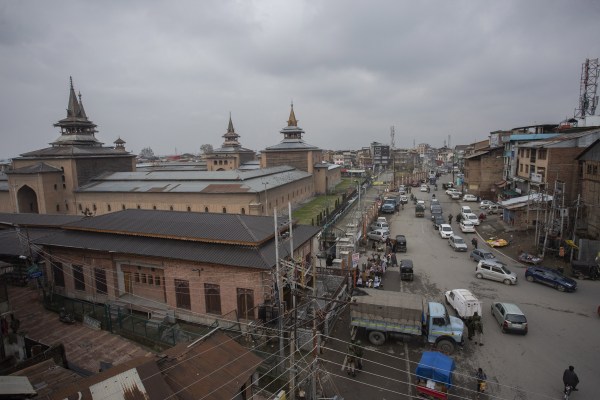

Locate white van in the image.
[444,289,483,320]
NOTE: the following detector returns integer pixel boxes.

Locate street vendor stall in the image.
[415,351,455,400]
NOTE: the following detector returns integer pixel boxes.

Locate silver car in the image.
[448,234,468,252]
[476,260,517,285]
[491,302,528,334]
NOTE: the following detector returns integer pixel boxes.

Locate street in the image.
[322,176,599,400]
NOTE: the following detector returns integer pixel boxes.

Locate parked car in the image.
[439,224,454,239]
[444,289,483,320]
[370,220,390,232]
[491,302,528,334]
[450,191,461,200]
[446,188,459,196]
[486,204,502,214]
[367,229,390,242]
[462,212,480,226]
[459,220,476,233]
[479,200,495,209]
[470,249,496,262]
[525,266,577,292]
[463,194,477,202]
[476,260,517,285]
[432,214,445,230]
[448,235,468,252]
[420,184,429,192]
[395,235,407,253]
[460,206,473,215]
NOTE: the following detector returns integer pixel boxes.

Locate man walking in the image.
[471,237,478,249]
[563,365,579,391]
[448,214,453,224]
[471,312,483,345]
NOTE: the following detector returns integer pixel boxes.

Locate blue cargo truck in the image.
[350,289,464,354]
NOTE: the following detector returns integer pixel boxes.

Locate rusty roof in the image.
[10,359,82,398]
[159,331,264,400]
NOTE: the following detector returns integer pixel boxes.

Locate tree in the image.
[139,147,155,159]
[200,144,214,155]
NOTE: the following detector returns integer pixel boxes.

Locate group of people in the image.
[356,251,397,289]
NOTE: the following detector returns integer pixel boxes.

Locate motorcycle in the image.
[59,308,75,324]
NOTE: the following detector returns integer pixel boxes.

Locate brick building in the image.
[462,146,504,200]
[576,139,600,239]
[27,209,319,326]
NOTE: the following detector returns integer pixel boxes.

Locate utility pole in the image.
[311,254,318,400]
[273,210,285,374]
[570,194,581,262]
[288,203,296,400]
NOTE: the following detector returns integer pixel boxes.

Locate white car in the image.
[446,188,459,196]
[459,220,476,233]
[420,184,429,192]
[463,194,477,202]
[450,191,461,200]
[480,200,495,209]
[439,224,454,238]
[463,212,481,226]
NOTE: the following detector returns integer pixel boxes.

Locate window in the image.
[520,164,524,172]
[187,206,191,212]
[222,207,227,213]
[241,208,245,215]
[63,183,66,189]
[538,148,547,160]
[153,205,157,210]
[66,204,69,211]
[134,272,140,283]
[53,262,65,287]
[107,204,111,211]
[95,268,108,295]
[155,276,161,286]
[78,204,83,211]
[73,265,85,291]
[93,204,97,211]
[122,204,126,210]
[237,288,255,320]
[54,184,57,190]
[137,205,141,209]
[204,283,222,314]
[214,160,218,165]
[170,206,174,211]
[148,275,154,285]
[588,164,593,174]
[175,279,191,310]
[56,204,60,212]
[205,207,209,212]
[141,274,147,283]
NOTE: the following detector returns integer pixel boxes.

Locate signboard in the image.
[530,173,542,183]
[352,253,360,268]
[29,271,43,279]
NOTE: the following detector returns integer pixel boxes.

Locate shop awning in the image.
[495,180,507,188]
[503,189,519,197]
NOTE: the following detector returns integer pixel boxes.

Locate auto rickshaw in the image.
[415,351,455,399]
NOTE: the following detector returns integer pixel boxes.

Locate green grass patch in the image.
[293,178,357,225]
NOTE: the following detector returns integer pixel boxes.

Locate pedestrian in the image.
[467,317,475,341]
[472,312,483,345]
[391,252,398,268]
[475,367,487,394]
[471,237,478,249]
[456,213,462,224]
[448,214,453,224]
[345,342,357,377]
[354,340,364,370]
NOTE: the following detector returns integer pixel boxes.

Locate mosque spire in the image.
[287,101,298,127]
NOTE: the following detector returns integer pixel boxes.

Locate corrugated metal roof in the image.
[0,229,57,257]
[34,224,319,269]
[19,146,134,158]
[8,162,62,174]
[0,213,84,228]
[62,209,289,244]
[10,359,82,399]
[159,331,263,400]
[77,165,311,193]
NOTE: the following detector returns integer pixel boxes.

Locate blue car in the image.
[525,266,577,292]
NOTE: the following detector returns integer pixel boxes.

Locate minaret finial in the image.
[287,102,298,127]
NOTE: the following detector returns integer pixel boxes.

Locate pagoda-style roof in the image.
[51,77,102,147]
[264,103,320,151]
[212,114,255,154]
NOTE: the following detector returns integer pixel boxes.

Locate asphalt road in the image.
[322,176,599,400]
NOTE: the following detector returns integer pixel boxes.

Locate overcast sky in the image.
[1,1,599,159]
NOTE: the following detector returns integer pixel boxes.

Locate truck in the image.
[350,289,464,354]
[415,204,425,217]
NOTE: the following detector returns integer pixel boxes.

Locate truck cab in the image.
[426,302,465,353]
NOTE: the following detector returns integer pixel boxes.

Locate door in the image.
[124,272,133,294]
